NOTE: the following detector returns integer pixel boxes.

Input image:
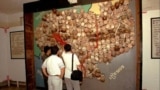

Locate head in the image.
[44,46,51,56]
[51,45,59,55]
[64,44,71,52]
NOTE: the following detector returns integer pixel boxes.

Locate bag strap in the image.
[71,53,74,72]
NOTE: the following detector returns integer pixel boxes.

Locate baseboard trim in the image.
[0,80,26,87]
[0,81,8,87]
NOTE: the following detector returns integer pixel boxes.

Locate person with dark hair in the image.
[62,44,81,90]
[41,46,52,89]
[42,46,52,62]
[42,45,65,90]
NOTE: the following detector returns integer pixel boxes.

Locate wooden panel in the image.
[135,0,142,90]
[24,13,35,90]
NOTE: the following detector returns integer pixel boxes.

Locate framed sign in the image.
[151,17,160,59]
[10,31,25,59]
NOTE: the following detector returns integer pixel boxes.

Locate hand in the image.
[59,75,63,79]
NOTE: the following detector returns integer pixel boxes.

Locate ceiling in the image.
[0,0,38,14]
[0,0,159,14]
[142,0,160,12]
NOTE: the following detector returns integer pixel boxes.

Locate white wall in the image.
[7,26,26,82]
[0,10,25,82]
[0,13,8,27]
[142,10,160,90]
[7,12,23,27]
[0,26,26,82]
[0,28,9,82]
[0,12,23,27]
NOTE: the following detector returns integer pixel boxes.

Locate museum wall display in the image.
[24,0,141,90]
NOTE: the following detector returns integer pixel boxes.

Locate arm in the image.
[60,67,65,79]
[41,59,48,77]
[74,54,81,71]
[42,67,48,77]
[58,57,65,79]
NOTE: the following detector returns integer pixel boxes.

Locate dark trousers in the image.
[44,76,48,90]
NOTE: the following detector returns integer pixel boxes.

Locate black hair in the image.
[64,44,71,52]
[51,45,59,54]
[44,46,51,53]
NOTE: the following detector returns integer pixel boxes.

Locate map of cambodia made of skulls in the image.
[34,0,135,82]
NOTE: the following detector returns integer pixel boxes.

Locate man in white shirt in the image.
[42,45,65,90]
[62,44,81,90]
[41,46,52,89]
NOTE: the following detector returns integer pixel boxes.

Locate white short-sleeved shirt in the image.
[42,55,65,76]
[62,51,80,78]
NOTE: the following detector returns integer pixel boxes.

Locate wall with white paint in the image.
[142,9,160,90]
[0,26,26,82]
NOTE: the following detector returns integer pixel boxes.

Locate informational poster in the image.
[10,31,25,59]
[151,17,160,59]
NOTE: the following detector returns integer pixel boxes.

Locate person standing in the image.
[42,45,65,90]
[62,44,81,90]
[41,46,52,89]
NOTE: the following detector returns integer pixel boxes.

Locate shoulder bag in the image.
[71,54,83,81]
